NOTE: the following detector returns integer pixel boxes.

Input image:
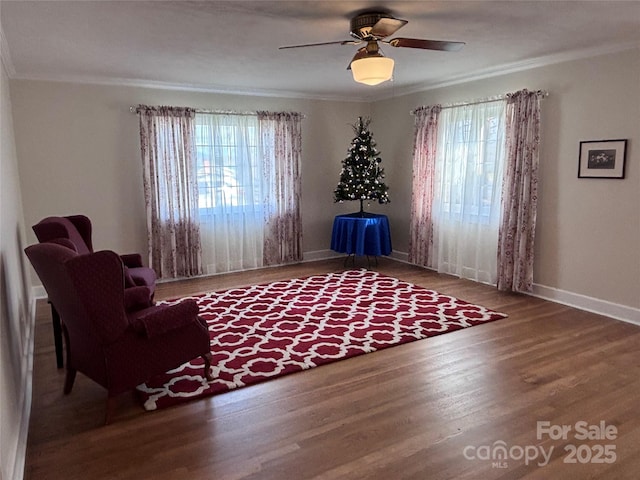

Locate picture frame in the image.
[578,139,627,179]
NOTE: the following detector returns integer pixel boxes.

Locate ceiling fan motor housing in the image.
[350,12,390,39]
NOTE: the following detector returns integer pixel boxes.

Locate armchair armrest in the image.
[120,253,143,268]
[131,300,200,338]
[123,286,153,312]
[123,267,137,288]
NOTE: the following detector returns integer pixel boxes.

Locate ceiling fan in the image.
[279,11,465,86]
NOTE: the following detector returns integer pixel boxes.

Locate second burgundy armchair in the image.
[32,214,157,368]
[32,214,156,294]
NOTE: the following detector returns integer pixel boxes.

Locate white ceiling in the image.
[1,1,639,101]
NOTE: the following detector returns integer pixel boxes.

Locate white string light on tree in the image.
[333,117,390,215]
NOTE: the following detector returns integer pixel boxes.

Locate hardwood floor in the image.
[25,258,640,479]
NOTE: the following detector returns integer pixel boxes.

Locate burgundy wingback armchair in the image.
[32,214,157,368]
[32,214,156,294]
[25,242,212,424]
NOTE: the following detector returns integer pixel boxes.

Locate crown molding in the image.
[377,41,640,101]
[9,72,373,103]
[6,41,639,104]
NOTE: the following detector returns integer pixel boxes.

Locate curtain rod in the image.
[410,90,549,115]
[129,106,305,118]
[129,106,257,115]
[198,109,259,115]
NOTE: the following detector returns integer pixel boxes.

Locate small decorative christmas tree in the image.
[333,117,390,215]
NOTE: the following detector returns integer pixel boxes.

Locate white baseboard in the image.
[10,297,37,480]
[32,249,383,296]
[302,249,343,262]
[389,250,409,263]
[391,250,639,325]
[387,251,640,325]
[16,320,34,480]
[31,253,639,326]
[532,283,640,326]
[303,249,410,264]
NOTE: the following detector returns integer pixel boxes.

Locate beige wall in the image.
[10,82,370,277]
[10,48,640,315]
[374,48,640,311]
[1,59,33,480]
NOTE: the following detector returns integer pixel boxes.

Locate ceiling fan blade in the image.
[388,38,465,51]
[279,40,359,50]
[370,17,408,38]
[347,47,368,70]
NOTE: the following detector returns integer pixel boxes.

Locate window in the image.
[410,90,542,289]
[435,104,505,225]
[194,114,262,213]
[431,100,506,284]
[138,106,302,278]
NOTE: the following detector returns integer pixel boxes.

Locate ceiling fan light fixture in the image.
[279,11,464,86]
[351,56,394,86]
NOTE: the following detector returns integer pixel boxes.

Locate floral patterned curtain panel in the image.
[408,105,441,267]
[137,105,202,278]
[257,111,304,266]
[497,89,543,293]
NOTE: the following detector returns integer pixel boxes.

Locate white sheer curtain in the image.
[195,113,264,274]
[431,100,506,284]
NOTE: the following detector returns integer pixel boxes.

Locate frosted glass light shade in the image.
[351,56,394,85]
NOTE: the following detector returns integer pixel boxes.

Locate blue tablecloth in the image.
[330,212,392,256]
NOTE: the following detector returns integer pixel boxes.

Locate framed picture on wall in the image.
[578,139,627,179]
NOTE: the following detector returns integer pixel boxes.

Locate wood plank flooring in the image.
[24,258,640,479]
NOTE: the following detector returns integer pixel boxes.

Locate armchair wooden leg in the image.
[49,303,64,369]
[105,396,118,425]
[202,352,214,381]
[63,368,77,394]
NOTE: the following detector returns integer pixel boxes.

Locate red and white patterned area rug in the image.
[136,269,507,410]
